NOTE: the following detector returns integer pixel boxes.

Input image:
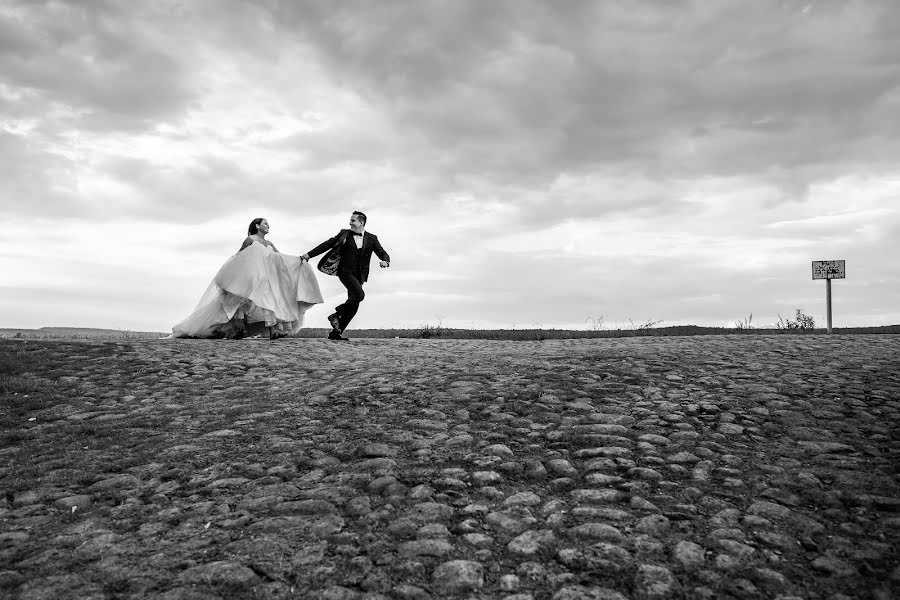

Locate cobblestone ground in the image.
[1,335,899,600]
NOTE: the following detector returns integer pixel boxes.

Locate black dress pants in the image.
[335,271,365,331]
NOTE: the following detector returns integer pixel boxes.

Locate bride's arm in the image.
[270,243,279,253]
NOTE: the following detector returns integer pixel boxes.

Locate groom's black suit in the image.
[306,229,390,332]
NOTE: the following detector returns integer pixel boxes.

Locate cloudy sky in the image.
[2,0,899,332]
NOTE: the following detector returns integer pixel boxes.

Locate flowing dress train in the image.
[168,242,324,338]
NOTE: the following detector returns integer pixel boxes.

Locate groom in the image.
[301,211,390,340]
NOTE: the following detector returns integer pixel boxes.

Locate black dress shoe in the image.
[270,331,288,340]
[327,313,341,332]
[327,331,349,341]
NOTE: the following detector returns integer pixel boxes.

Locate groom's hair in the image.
[248,218,264,235]
[352,211,367,225]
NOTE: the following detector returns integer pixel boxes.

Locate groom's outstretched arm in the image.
[373,235,390,265]
[304,231,344,259]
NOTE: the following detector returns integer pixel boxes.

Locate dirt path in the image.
[1,336,898,599]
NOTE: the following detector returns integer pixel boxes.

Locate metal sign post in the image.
[812,260,846,334]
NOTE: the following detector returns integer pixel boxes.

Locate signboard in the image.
[812,260,845,280]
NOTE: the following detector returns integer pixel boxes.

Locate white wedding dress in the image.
[167,241,324,338]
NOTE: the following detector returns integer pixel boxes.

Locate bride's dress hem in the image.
[167,242,323,340]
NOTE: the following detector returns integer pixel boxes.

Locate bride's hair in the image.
[248,218,265,235]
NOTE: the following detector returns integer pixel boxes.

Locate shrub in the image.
[585,315,607,331]
[776,308,816,331]
[629,318,663,336]
[734,313,754,332]
[419,323,444,339]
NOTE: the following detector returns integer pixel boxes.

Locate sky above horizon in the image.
[2,0,899,332]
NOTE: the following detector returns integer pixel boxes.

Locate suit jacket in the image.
[307,229,390,283]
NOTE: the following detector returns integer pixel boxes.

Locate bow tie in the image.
[352,231,363,236]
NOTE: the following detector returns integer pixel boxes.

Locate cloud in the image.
[270,1,900,200]
[0,129,83,216]
[0,1,196,130]
[2,0,899,330]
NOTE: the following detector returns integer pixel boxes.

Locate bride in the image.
[166,218,324,340]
